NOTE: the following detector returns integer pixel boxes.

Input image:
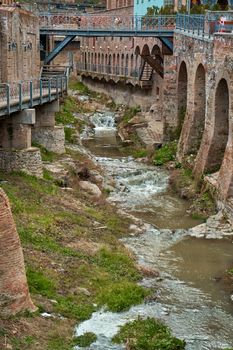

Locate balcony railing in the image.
[77,62,140,79]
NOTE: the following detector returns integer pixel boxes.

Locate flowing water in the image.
[76,111,233,350]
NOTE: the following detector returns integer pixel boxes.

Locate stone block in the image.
[0,147,43,177]
[14,109,36,126]
[32,125,65,154]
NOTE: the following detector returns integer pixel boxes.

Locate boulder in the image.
[79,181,102,197]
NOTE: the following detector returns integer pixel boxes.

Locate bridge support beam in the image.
[32,100,65,154]
[0,109,43,176]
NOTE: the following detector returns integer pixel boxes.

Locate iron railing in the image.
[0,77,67,115]
[77,62,140,79]
[176,12,233,35]
[39,14,176,32]
[39,12,233,36]
[176,14,205,34]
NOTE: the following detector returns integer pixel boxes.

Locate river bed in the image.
[75,110,233,350]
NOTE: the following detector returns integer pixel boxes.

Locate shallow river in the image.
[75,111,233,350]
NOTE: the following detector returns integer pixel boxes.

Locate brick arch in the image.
[151,44,161,56]
[135,45,140,55]
[141,44,150,57]
[205,78,229,173]
[121,53,124,75]
[116,53,120,74]
[177,61,188,135]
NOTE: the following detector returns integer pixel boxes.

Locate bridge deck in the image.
[0,78,67,117]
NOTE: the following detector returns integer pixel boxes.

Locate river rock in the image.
[71,287,91,297]
[79,180,102,197]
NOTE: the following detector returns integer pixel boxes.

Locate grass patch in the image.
[98,282,148,312]
[27,266,56,298]
[112,317,186,349]
[32,143,57,162]
[74,332,97,347]
[95,248,141,282]
[69,80,90,95]
[154,141,177,166]
[132,149,148,159]
[54,296,95,321]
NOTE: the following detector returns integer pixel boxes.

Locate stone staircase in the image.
[41,65,70,79]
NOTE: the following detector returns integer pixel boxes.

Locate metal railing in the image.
[39,12,233,37]
[0,77,67,115]
[39,14,176,32]
[77,62,140,79]
[176,14,205,34]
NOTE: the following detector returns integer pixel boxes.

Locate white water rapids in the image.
[74,111,233,350]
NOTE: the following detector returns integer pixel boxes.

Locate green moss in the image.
[98,282,148,312]
[154,142,177,166]
[74,332,97,347]
[112,317,186,350]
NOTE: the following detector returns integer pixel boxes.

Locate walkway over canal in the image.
[39,12,233,64]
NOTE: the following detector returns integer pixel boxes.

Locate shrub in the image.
[154,142,177,166]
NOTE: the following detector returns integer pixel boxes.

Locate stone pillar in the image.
[0,188,37,317]
[0,109,43,176]
[32,100,65,154]
[162,55,178,139]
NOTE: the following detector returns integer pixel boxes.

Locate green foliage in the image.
[133,149,148,159]
[32,143,57,162]
[55,296,95,321]
[26,266,56,298]
[112,317,186,350]
[47,336,77,350]
[64,126,76,144]
[153,142,177,166]
[98,282,148,312]
[19,226,83,257]
[95,248,141,282]
[159,5,175,15]
[74,332,97,347]
[146,5,160,16]
[122,106,141,124]
[43,169,54,181]
[11,335,36,349]
[69,80,90,95]
[227,268,233,275]
[56,97,77,126]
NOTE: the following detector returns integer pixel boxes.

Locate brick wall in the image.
[0,7,40,83]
